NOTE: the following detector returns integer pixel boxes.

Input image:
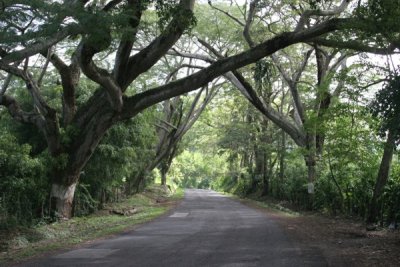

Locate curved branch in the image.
[0,93,60,155]
[0,25,82,64]
[272,49,312,123]
[310,38,399,55]
[77,42,123,111]
[0,94,43,125]
[295,0,351,31]
[122,0,195,89]
[47,52,80,125]
[120,17,356,120]
[114,0,143,85]
[230,70,306,147]
[243,0,260,47]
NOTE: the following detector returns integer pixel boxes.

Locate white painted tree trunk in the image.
[51,182,77,219]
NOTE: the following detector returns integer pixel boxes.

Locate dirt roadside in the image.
[239,198,400,267]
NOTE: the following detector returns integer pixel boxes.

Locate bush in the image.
[0,133,48,227]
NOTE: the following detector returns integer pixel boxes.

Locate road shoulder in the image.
[235,196,400,267]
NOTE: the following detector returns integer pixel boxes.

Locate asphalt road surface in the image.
[20,189,327,267]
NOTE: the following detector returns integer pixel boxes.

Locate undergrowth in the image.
[0,185,183,264]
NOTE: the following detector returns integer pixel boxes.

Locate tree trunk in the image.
[306,160,316,193]
[161,168,167,186]
[260,152,269,196]
[261,171,269,196]
[367,129,396,227]
[254,145,265,194]
[277,130,286,198]
[305,134,317,194]
[50,107,114,219]
[50,181,78,219]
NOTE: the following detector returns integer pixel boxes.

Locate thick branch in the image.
[0,60,61,154]
[114,0,143,85]
[311,38,399,55]
[0,93,60,155]
[0,94,44,125]
[120,17,355,120]
[48,52,80,125]
[77,42,123,111]
[0,25,82,64]
[122,0,195,89]
[169,48,215,62]
[231,70,306,147]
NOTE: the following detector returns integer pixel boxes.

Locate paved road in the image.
[20,189,327,267]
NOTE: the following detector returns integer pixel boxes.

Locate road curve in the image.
[20,189,327,267]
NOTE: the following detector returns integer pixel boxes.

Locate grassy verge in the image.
[0,185,184,265]
[221,191,299,217]
[239,198,300,216]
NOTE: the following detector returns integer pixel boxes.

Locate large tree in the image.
[0,0,398,219]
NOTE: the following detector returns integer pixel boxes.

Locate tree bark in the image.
[305,134,317,194]
[367,129,396,227]
[161,170,167,186]
[278,130,286,197]
[49,106,115,218]
[50,181,77,219]
[260,152,269,196]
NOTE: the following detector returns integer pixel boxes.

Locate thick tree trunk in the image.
[367,130,396,227]
[50,181,78,219]
[49,107,114,219]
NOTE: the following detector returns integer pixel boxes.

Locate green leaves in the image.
[156,0,196,33]
[369,74,400,139]
[355,0,400,44]
[0,132,48,226]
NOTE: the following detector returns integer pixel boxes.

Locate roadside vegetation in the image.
[0,185,183,265]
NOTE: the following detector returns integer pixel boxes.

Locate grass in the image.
[240,198,300,217]
[219,191,300,217]
[0,185,184,265]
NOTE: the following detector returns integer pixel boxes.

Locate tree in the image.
[367,74,400,227]
[0,0,398,219]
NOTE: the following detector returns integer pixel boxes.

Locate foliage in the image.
[169,150,228,189]
[0,132,48,227]
[82,110,157,209]
[356,0,400,42]
[369,74,400,139]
